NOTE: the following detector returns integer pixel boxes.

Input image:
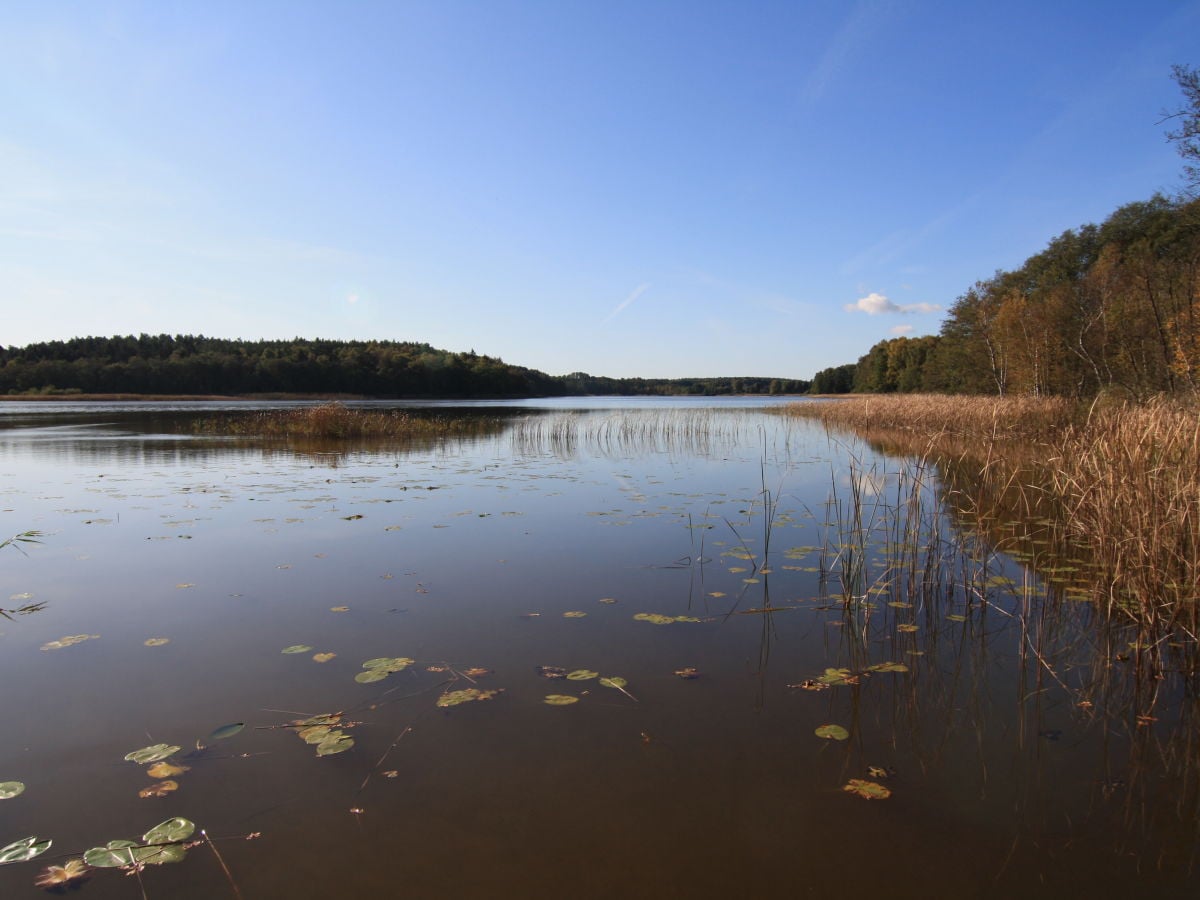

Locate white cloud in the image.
[889,324,914,336]
[844,292,940,315]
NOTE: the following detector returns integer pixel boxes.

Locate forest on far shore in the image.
[811,193,1200,398]
[0,335,810,399]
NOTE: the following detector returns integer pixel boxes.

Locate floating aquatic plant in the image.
[0,781,24,799]
[843,779,891,800]
[0,835,51,864]
[40,634,99,651]
[815,724,850,741]
[436,688,502,708]
[543,694,579,706]
[124,744,182,765]
[282,644,313,654]
[355,656,414,684]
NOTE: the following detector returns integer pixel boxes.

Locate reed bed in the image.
[193,402,505,440]
[508,409,750,459]
[783,393,1200,625]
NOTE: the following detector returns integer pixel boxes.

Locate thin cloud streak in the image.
[603,283,650,324]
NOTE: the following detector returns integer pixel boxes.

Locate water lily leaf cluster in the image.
[83,818,196,868]
[0,835,51,863]
[355,656,414,684]
[291,713,355,757]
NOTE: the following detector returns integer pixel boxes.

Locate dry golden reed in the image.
[783,393,1200,620]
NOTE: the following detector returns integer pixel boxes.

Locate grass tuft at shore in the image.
[194,402,504,440]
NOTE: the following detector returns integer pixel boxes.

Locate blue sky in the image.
[2,0,1197,380]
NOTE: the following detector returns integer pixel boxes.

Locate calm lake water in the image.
[0,398,1197,898]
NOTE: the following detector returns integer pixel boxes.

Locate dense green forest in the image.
[0,335,809,398]
[810,193,1200,397]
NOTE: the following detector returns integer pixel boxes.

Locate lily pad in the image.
[0,781,24,799]
[816,668,859,686]
[138,780,179,798]
[85,839,188,868]
[843,779,892,800]
[866,661,909,673]
[535,665,567,679]
[40,634,99,651]
[208,722,244,742]
[354,668,390,683]
[566,669,599,681]
[815,724,850,741]
[144,637,170,647]
[312,652,337,663]
[147,762,189,779]
[124,743,181,765]
[0,836,52,864]
[562,611,587,618]
[436,688,502,708]
[315,733,355,757]
[598,676,628,689]
[143,817,196,844]
[544,694,579,706]
[633,613,676,625]
[281,644,313,654]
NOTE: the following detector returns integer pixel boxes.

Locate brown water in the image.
[0,401,1197,899]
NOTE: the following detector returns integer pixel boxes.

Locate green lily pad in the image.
[598,676,627,689]
[816,668,858,686]
[84,841,141,868]
[544,694,579,705]
[866,662,909,673]
[299,725,333,744]
[281,644,313,654]
[124,743,181,764]
[566,669,599,681]
[0,836,52,864]
[208,722,244,742]
[85,839,188,868]
[315,733,355,756]
[143,817,196,844]
[815,724,850,741]
[0,781,24,799]
[356,657,414,683]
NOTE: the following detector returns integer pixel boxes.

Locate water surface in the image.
[0,399,1196,898]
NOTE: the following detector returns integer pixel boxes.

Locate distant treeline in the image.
[0,335,810,398]
[811,194,1200,397]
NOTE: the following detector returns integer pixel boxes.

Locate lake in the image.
[1,398,1196,898]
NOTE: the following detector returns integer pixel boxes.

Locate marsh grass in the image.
[508,409,750,459]
[193,402,506,440]
[784,394,1200,626]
